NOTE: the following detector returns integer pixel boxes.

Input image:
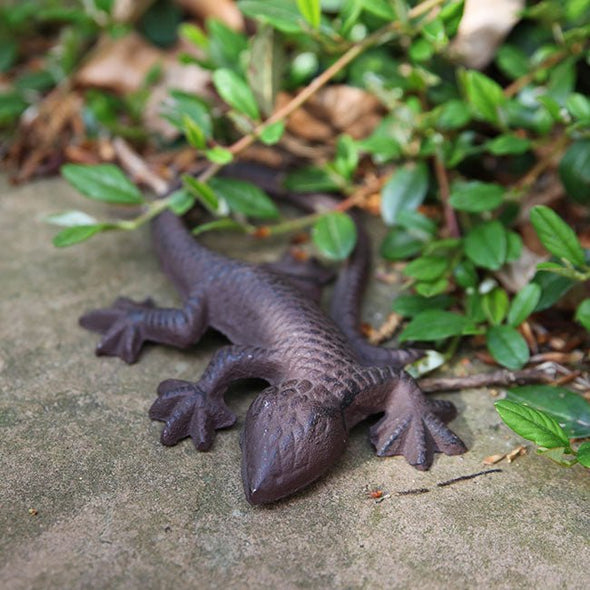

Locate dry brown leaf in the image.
[76,32,163,93]
[312,85,382,137]
[367,313,403,346]
[275,92,333,142]
[112,0,155,23]
[8,89,85,181]
[506,445,527,463]
[450,0,525,69]
[495,244,546,292]
[276,85,382,143]
[176,0,244,30]
[482,453,506,465]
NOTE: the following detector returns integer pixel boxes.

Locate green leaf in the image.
[415,278,449,297]
[61,164,144,205]
[486,325,529,370]
[53,224,107,247]
[138,0,182,48]
[379,228,423,260]
[403,256,448,281]
[205,146,234,165]
[179,23,208,49]
[238,0,304,33]
[183,176,221,214]
[212,68,260,120]
[453,260,478,288]
[0,92,28,125]
[207,19,248,70]
[0,38,17,72]
[296,0,321,28]
[362,0,397,20]
[537,94,562,122]
[507,283,541,327]
[259,120,285,145]
[399,310,473,342]
[312,212,357,261]
[546,58,576,106]
[463,70,506,125]
[435,99,471,130]
[248,25,285,116]
[209,177,278,219]
[182,114,206,149]
[529,205,585,266]
[409,38,434,62]
[496,45,530,80]
[168,189,195,215]
[505,230,522,262]
[558,140,590,205]
[381,162,429,226]
[464,221,507,270]
[397,210,436,239]
[507,386,590,439]
[284,167,340,193]
[421,17,446,44]
[575,298,590,330]
[566,93,590,120]
[44,210,98,227]
[486,134,531,156]
[533,270,576,311]
[495,400,571,449]
[161,90,213,138]
[192,218,247,236]
[392,294,453,317]
[482,288,509,325]
[465,292,486,324]
[577,442,590,468]
[449,181,505,213]
[333,134,359,180]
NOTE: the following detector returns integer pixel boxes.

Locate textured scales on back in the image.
[80,207,466,504]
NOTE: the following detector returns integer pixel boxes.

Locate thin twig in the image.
[514,134,570,193]
[419,367,558,393]
[433,151,459,238]
[436,469,503,488]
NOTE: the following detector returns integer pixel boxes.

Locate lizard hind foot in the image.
[149,379,236,451]
[369,377,466,470]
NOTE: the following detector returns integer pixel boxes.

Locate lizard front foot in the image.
[79,297,156,363]
[370,377,466,470]
[149,379,236,451]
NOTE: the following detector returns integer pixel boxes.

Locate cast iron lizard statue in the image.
[80,189,466,505]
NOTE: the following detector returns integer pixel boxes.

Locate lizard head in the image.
[241,380,348,505]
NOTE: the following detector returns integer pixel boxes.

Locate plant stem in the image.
[433,150,460,238]
[515,134,570,193]
[504,41,587,99]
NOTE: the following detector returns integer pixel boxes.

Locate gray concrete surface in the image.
[1,175,588,590]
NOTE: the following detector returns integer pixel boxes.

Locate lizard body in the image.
[81,204,466,504]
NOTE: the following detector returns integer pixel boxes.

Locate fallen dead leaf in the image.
[482,453,506,465]
[367,312,402,345]
[177,0,244,30]
[275,85,383,143]
[495,245,546,293]
[76,32,163,94]
[450,0,525,69]
[506,445,527,462]
[112,0,155,23]
[8,89,85,181]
